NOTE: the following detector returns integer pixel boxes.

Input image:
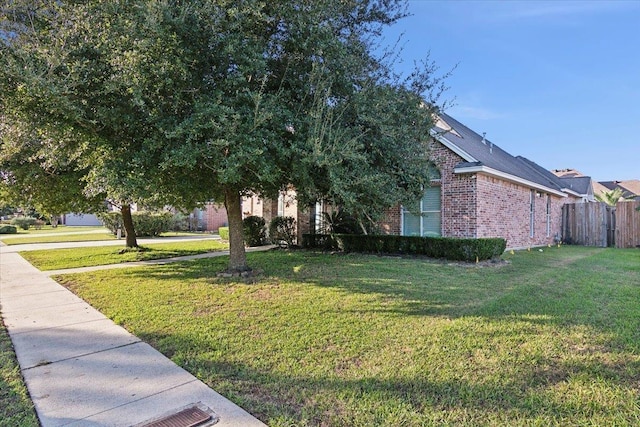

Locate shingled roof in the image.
[432,113,573,197]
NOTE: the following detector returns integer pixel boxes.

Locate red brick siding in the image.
[475,175,568,248]
[430,142,477,238]
[379,139,578,249]
[204,203,228,232]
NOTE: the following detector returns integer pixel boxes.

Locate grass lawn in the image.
[0,317,39,427]
[9,225,108,235]
[21,239,230,270]
[55,246,640,426]
[1,228,216,245]
[1,232,116,245]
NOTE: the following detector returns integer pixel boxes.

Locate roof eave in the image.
[454,164,568,197]
[429,129,477,162]
[561,188,583,197]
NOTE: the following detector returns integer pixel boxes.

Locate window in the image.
[529,190,535,238]
[277,192,285,217]
[402,186,441,237]
[546,195,551,237]
[315,200,324,233]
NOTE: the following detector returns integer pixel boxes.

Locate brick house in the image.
[378,114,582,249]
[241,113,582,249]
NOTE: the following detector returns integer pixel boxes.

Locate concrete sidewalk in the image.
[0,250,266,426]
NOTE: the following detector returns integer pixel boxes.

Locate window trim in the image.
[401,183,442,237]
[529,190,535,238]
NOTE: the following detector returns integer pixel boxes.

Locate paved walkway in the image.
[0,240,268,427]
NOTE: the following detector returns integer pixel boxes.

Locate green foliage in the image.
[0,225,17,234]
[218,227,229,240]
[321,209,362,234]
[98,211,174,237]
[268,216,297,247]
[595,188,625,206]
[1,0,448,269]
[242,216,266,247]
[98,212,124,235]
[10,217,36,230]
[303,234,506,261]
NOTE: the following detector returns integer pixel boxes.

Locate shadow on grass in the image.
[137,327,640,425]
[116,247,640,352]
[60,246,640,424]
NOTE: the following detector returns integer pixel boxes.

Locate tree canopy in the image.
[1,0,448,271]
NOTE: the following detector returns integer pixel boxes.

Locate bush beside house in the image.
[303,233,506,262]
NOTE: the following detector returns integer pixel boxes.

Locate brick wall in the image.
[378,139,578,249]
[379,140,477,237]
[475,175,571,248]
[204,203,228,232]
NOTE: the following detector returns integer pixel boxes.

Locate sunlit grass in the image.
[1,228,216,245]
[21,239,229,270]
[55,246,640,426]
[1,232,116,245]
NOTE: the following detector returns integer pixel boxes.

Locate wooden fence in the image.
[615,200,640,248]
[562,201,640,248]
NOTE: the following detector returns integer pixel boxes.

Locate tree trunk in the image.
[224,188,248,272]
[121,204,138,248]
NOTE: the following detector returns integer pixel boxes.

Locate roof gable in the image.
[434,113,568,195]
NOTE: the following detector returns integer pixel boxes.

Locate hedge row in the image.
[302,233,506,262]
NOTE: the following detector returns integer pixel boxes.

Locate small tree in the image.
[596,188,626,206]
[269,216,297,248]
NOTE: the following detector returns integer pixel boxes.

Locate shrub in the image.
[133,212,174,237]
[171,212,190,231]
[98,211,173,237]
[218,227,229,240]
[302,233,506,262]
[98,212,123,234]
[11,217,37,230]
[0,225,18,234]
[243,215,266,246]
[269,216,297,247]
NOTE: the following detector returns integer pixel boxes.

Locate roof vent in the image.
[489,142,493,154]
[481,132,486,144]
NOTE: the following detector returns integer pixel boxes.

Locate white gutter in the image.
[454,164,568,198]
[560,188,582,198]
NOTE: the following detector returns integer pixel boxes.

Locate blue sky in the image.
[382,0,639,182]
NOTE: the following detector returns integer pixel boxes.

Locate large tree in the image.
[1,0,446,271]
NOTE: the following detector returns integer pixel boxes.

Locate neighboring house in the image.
[239,113,585,249]
[61,213,103,226]
[551,169,596,202]
[598,180,640,201]
[180,202,229,232]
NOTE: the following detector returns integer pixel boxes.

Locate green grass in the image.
[6,225,107,235]
[1,232,116,245]
[54,246,640,426]
[0,317,39,427]
[21,239,229,270]
[1,228,215,245]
